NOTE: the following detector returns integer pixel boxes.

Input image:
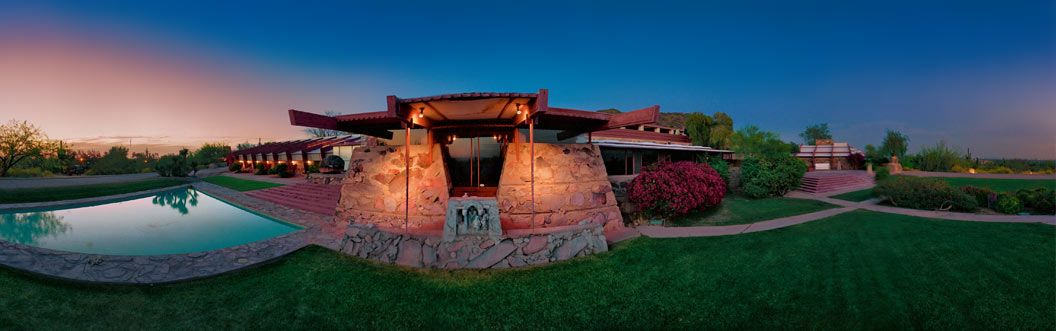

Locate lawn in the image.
[940,177,1054,192]
[831,176,1055,203]
[202,176,283,191]
[6,210,1050,329]
[0,178,188,204]
[669,195,840,226]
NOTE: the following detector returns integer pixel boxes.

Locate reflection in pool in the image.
[0,188,300,255]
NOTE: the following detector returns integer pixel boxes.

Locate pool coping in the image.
[0,182,340,285]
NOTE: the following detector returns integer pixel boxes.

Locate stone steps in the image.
[797,173,873,194]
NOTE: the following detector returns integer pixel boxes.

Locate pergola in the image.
[288,89,660,232]
[229,135,362,169]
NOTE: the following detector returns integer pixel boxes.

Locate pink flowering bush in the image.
[627,161,726,218]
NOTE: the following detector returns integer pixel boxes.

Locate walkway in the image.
[629,185,1054,240]
[902,171,1056,180]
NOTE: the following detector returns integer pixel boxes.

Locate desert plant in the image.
[273,163,293,178]
[993,193,1023,214]
[739,156,807,198]
[875,167,890,181]
[627,161,726,219]
[254,163,267,175]
[873,175,977,212]
[228,163,242,172]
[1016,188,1055,215]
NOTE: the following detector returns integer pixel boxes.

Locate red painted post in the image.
[405,125,410,231]
[530,119,535,234]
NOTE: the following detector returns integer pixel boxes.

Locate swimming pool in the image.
[0,187,301,255]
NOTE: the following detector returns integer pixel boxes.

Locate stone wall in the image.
[338,222,608,269]
[496,143,625,232]
[335,144,451,229]
[307,173,345,185]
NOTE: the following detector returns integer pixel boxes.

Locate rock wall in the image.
[339,222,608,269]
[496,143,625,232]
[335,144,451,229]
[307,173,345,185]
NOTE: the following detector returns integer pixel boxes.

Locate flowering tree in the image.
[0,120,57,177]
[627,161,726,218]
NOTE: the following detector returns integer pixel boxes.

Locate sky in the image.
[0,0,1053,158]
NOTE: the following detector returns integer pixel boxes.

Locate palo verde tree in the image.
[0,120,56,177]
[799,123,832,145]
[685,112,734,149]
[879,129,910,159]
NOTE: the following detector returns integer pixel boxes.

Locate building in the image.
[592,123,732,176]
[795,139,863,171]
[228,135,363,175]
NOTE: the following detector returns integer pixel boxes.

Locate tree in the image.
[799,123,832,145]
[685,113,714,147]
[730,125,796,159]
[709,112,734,149]
[236,142,257,151]
[0,120,56,177]
[879,129,910,159]
[304,111,348,137]
[194,142,231,165]
[685,112,734,148]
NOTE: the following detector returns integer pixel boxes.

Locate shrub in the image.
[960,185,996,209]
[1016,188,1055,215]
[628,161,726,218]
[228,163,242,172]
[306,163,320,174]
[873,175,977,212]
[254,163,267,175]
[273,163,293,178]
[155,154,190,177]
[982,166,1014,174]
[993,193,1023,214]
[874,167,890,181]
[706,157,730,186]
[739,156,807,198]
[6,167,53,177]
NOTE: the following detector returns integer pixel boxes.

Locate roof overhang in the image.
[288,89,660,139]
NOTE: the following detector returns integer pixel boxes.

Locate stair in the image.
[245,183,342,215]
[797,171,874,194]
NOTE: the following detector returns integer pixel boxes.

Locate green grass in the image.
[670,195,840,226]
[831,177,1055,203]
[831,188,875,202]
[0,178,187,204]
[202,176,283,191]
[940,177,1055,192]
[1,210,1052,329]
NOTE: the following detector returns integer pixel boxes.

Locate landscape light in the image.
[418,107,425,118]
[515,103,522,115]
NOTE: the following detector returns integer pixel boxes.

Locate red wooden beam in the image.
[604,105,660,129]
[289,109,338,129]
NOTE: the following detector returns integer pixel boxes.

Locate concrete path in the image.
[0,167,227,189]
[636,207,855,238]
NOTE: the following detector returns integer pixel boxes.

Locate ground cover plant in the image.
[628,161,725,218]
[0,178,187,204]
[201,176,283,192]
[0,210,1052,329]
[939,177,1054,192]
[669,195,839,226]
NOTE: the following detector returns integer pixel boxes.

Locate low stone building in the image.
[795,139,863,171]
[290,90,667,268]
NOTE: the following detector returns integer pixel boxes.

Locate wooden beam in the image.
[289,109,337,129]
[604,105,660,129]
[494,98,514,119]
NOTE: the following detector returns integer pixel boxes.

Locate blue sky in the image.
[1,0,1053,157]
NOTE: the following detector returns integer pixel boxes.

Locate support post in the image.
[530,119,535,234]
[405,125,410,231]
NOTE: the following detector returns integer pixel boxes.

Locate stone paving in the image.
[0,181,345,284]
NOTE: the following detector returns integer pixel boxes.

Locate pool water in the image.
[0,188,301,255]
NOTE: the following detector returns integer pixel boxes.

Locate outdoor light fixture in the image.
[515,103,522,115]
[418,107,425,118]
